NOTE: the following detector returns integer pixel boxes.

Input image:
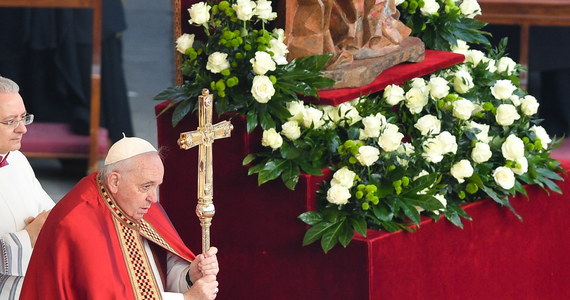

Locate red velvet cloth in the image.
[20,122,109,155]
[313,50,465,105]
[157,105,570,300]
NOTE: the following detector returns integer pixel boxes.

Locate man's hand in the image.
[188,247,219,283]
[24,210,50,247]
[183,274,218,300]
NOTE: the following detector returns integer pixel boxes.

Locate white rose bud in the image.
[510,95,521,106]
[521,95,539,116]
[428,77,450,100]
[530,125,552,149]
[281,121,301,141]
[491,79,517,100]
[493,167,516,190]
[452,99,475,120]
[496,57,517,75]
[450,159,474,183]
[302,107,325,129]
[460,0,481,18]
[327,185,351,205]
[287,100,305,122]
[414,114,441,136]
[495,104,521,126]
[451,40,470,56]
[486,59,497,73]
[453,68,474,94]
[434,194,447,209]
[383,84,406,105]
[396,142,415,167]
[359,113,386,139]
[378,125,404,152]
[472,142,493,163]
[501,134,525,161]
[511,156,528,175]
[405,87,428,114]
[206,52,230,74]
[254,0,277,21]
[251,75,275,103]
[232,0,256,21]
[409,78,427,90]
[188,2,211,25]
[356,145,380,166]
[421,0,440,15]
[467,121,491,143]
[175,33,195,54]
[439,131,458,154]
[331,167,357,188]
[261,128,283,149]
[465,50,485,67]
[250,51,276,75]
[422,136,446,163]
[339,103,362,126]
[395,0,406,5]
[268,38,289,65]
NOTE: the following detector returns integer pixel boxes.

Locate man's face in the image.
[112,153,164,220]
[0,92,27,154]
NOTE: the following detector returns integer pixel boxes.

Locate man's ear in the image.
[107,172,120,194]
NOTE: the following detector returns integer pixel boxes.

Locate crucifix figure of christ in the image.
[177,89,233,253]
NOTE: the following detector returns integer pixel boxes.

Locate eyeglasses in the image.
[0,114,34,128]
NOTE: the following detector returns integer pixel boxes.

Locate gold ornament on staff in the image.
[177,89,233,253]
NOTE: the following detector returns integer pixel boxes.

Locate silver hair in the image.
[0,76,20,93]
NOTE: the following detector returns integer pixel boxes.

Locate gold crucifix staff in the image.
[177,89,233,253]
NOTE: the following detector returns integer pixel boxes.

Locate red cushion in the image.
[20,122,109,156]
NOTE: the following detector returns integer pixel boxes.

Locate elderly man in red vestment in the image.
[20,137,220,300]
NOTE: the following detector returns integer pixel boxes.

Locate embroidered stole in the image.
[97,176,185,300]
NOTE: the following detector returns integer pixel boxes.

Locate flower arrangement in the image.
[157,0,564,253]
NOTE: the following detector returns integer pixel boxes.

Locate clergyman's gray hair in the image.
[0,76,19,93]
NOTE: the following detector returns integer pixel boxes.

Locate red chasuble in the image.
[20,173,196,300]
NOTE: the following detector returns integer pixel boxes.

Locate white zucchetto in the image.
[104,136,158,165]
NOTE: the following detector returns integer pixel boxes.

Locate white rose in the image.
[434,194,447,209]
[453,68,474,94]
[261,128,283,149]
[530,125,552,149]
[339,103,362,126]
[501,134,525,161]
[395,0,406,5]
[521,95,539,116]
[378,125,404,152]
[327,185,351,205]
[451,40,470,56]
[450,159,474,183]
[421,0,440,15]
[415,114,441,136]
[302,107,325,129]
[287,100,305,121]
[422,132,456,163]
[250,51,276,75]
[251,75,275,103]
[510,95,521,106]
[486,59,497,73]
[359,113,386,139]
[409,78,427,90]
[460,0,481,18]
[465,50,485,67]
[491,79,517,100]
[356,145,380,166]
[254,0,277,21]
[428,77,450,99]
[206,52,230,74]
[281,121,301,141]
[467,121,491,143]
[268,38,289,65]
[439,131,458,154]
[405,87,428,114]
[232,0,256,21]
[396,142,415,166]
[273,28,285,41]
[511,156,528,175]
[331,167,357,188]
[496,56,517,75]
[188,2,211,25]
[452,99,475,120]
[472,142,492,163]
[493,167,516,190]
[175,33,195,54]
[495,104,521,126]
[383,84,406,105]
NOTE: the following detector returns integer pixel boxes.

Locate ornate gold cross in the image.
[177,89,233,253]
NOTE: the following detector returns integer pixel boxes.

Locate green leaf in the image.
[257,159,287,185]
[350,216,367,236]
[281,161,300,190]
[321,219,345,253]
[396,199,421,224]
[171,100,194,127]
[372,204,394,222]
[242,154,256,166]
[338,221,354,248]
[259,112,276,130]
[298,211,323,225]
[302,221,334,246]
[279,141,301,160]
[246,110,258,133]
